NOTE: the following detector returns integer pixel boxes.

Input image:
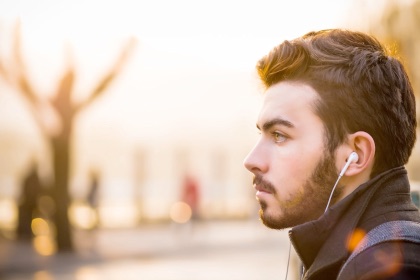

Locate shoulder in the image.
[339,241,420,280]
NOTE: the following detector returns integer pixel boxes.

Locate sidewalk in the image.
[0,219,300,280]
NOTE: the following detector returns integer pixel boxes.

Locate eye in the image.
[272,131,287,143]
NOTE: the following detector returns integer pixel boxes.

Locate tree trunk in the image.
[50,123,73,252]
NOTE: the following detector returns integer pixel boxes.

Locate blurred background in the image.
[0,0,419,279]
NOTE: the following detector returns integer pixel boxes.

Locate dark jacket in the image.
[289,167,420,279]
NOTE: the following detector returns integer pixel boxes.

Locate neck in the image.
[337,171,371,202]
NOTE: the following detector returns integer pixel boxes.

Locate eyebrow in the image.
[257,118,295,132]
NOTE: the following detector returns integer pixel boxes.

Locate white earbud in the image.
[339,152,359,177]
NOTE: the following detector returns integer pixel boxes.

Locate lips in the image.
[252,174,276,197]
[253,175,274,195]
[254,184,272,194]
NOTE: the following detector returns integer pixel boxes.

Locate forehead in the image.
[258,81,322,128]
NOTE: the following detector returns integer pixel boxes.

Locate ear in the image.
[340,131,375,177]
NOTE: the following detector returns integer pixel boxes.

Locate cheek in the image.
[269,148,323,194]
[276,143,320,173]
[288,135,325,174]
[269,157,305,195]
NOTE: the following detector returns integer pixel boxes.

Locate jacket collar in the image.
[289,166,408,278]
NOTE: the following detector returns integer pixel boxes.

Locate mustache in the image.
[253,175,276,194]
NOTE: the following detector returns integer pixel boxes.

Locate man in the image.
[244,29,420,279]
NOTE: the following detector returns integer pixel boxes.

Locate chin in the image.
[259,208,286,230]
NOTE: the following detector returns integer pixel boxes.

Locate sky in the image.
[0,0,360,197]
[0,0,353,62]
[0,0,355,128]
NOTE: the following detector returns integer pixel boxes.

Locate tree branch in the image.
[12,20,40,106]
[52,66,75,121]
[75,37,137,112]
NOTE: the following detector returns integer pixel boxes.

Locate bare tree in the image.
[0,22,136,251]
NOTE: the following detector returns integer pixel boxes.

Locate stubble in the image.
[258,152,341,229]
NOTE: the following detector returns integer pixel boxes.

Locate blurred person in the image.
[244,29,420,279]
[87,170,100,229]
[17,163,42,240]
[87,170,100,210]
[181,174,200,220]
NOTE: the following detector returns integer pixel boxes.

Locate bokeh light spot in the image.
[33,235,56,256]
[69,201,98,230]
[346,228,366,252]
[170,201,192,223]
[31,217,50,236]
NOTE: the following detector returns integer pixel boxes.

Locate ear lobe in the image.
[343,132,375,177]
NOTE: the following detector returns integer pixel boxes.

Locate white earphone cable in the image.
[284,241,291,280]
[324,174,343,213]
[284,152,356,280]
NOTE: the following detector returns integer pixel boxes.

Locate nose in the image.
[243,141,268,174]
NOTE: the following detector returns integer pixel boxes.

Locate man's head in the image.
[244,29,417,229]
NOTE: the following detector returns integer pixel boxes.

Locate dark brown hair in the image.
[257,29,417,177]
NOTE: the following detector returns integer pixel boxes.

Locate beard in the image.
[256,151,341,229]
